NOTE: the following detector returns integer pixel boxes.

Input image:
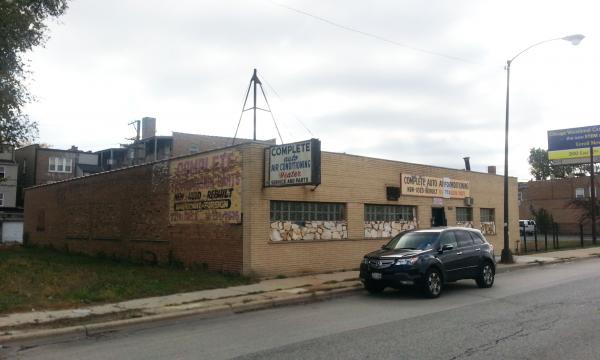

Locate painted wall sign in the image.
[264,139,321,187]
[169,150,242,224]
[548,125,600,163]
[401,174,470,199]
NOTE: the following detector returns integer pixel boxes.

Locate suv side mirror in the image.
[440,244,454,252]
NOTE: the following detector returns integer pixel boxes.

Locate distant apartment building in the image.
[0,145,18,208]
[15,145,100,206]
[519,176,600,234]
[0,145,23,242]
[97,117,276,171]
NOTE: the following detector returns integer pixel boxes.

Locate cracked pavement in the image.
[2,259,600,359]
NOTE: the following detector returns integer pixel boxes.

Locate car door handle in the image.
[475,248,481,251]
[456,252,463,255]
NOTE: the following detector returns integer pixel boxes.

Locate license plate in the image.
[371,273,382,280]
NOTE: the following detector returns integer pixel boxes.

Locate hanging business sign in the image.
[264,139,321,187]
[401,174,470,199]
[169,149,242,224]
[548,125,600,165]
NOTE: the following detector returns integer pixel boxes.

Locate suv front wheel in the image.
[422,268,442,298]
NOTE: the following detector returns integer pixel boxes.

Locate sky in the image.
[23,0,600,181]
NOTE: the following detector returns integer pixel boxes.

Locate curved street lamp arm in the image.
[507,34,583,64]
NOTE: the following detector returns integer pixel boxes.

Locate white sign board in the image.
[265,139,321,187]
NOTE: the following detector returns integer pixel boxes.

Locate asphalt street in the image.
[3,259,600,360]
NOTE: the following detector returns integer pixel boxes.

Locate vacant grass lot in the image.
[0,246,253,314]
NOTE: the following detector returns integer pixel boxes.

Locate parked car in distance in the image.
[519,219,536,235]
[359,228,495,298]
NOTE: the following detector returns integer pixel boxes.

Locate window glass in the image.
[0,166,4,178]
[575,188,585,199]
[456,207,473,222]
[480,208,495,222]
[468,231,484,245]
[364,204,416,221]
[439,231,458,248]
[0,192,3,206]
[270,201,345,222]
[455,230,474,247]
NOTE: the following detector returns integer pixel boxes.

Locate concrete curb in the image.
[0,286,362,344]
[2,255,598,344]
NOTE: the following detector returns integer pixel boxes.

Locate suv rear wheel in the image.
[422,268,442,298]
[476,262,495,288]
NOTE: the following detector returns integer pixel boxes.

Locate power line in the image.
[259,71,315,138]
[267,0,477,64]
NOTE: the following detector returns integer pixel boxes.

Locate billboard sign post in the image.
[548,125,598,244]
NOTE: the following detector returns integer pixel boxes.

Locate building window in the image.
[480,208,495,222]
[189,145,200,154]
[270,201,345,221]
[0,193,3,206]
[364,204,416,222]
[575,188,585,199]
[49,157,73,173]
[456,207,473,222]
[0,166,4,179]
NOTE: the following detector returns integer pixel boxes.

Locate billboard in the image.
[264,139,321,187]
[401,174,470,199]
[169,149,242,224]
[548,125,600,164]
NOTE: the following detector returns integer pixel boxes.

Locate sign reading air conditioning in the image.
[264,139,321,187]
[401,174,470,199]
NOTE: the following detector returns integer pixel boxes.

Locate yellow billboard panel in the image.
[169,150,242,224]
[548,147,600,160]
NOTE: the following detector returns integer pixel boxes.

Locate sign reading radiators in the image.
[401,174,470,199]
[169,150,242,224]
[265,139,321,187]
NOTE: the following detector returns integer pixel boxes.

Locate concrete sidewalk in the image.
[2,246,600,342]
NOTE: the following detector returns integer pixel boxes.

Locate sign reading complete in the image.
[169,149,242,224]
[265,139,321,187]
[548,125,600,163]
[401,174,470,199]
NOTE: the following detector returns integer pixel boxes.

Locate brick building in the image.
[24,141,518,277]
[97,117,275,171]
[519,177,599,234]
[14,145,100,206]
[0,145,23,243]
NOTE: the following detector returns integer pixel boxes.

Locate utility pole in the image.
[591,146,597,244]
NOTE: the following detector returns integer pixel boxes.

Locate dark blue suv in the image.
[359,228,495,298]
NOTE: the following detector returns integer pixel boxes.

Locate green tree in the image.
[1,0,69,146]
[529,206,553,234]
[528,147,582,180]
[528,148,552,180]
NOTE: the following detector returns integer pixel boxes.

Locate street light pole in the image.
[500,34,584,264]
[502,59,513,263]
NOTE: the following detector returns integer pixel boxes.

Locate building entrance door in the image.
[431,207,446,227]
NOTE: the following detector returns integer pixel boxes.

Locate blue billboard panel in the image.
[548,125,600,161]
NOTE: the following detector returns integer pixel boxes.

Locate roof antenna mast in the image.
[232,69,283,145]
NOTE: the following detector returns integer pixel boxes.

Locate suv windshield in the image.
[383,232,438,250]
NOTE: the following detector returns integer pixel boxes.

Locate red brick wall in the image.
[519,177,600,234]
[24,158,243,273]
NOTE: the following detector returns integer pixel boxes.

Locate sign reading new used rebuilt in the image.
[401,174,470,199]
[265,139,321,187]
